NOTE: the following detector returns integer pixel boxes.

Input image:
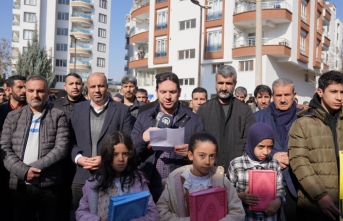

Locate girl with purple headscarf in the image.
[227,122,286,221]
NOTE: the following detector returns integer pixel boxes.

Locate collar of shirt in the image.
[90,97,110,114]
[242,153,268,170]
[9,102,24,111]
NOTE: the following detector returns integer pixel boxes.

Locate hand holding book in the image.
[238,189,259,206]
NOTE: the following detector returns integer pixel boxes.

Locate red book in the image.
[248,170,277,211]
[189,187,227,221]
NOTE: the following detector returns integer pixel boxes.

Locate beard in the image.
[217,90,232,99]
[11,92,26,102]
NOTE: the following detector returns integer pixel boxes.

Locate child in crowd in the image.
[227,122,286,221]
[76,132,159,221]
[157,132,245,221]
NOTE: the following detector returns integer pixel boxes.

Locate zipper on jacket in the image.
[21,111,33,160]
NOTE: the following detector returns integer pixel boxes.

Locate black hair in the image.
[137,88,148,95]
[188,132,219,154]
[66,73,82,82]
[155,72,180,90]
[318,70,343,91]
[192,87,208,99]
[0,88,5,93]
[5,75,26,88]
[254,84,272,97]
[27,75,49,88]
[92,132,144,192]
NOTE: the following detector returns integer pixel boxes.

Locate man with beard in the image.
[0,75,26,220]
[0,76,69,221]
[52,73,86,221]
[254,84,272,111]
[197,65,255,171]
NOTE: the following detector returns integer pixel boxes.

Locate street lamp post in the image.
[255,0,262,86]
[190,0,211,87]
[70,34,77,74]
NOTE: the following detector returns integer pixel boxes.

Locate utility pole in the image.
[255,0,262,86]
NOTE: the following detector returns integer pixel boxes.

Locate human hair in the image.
[155,72,180,90]
[27,75,49,89]
[92,132,143,192]
[216,65,237,83]
[235,86,247,97]
[188,132,219,154]
[66,73,82,82]
[318,70,343,91]
[121,75,137,87]
[272,78,294,93]
[0,88,5,93]
[254,85,272,97]
[5,75,26,88]
[192,87,208,99]
[246,96,255,104]
[137,88,147,95]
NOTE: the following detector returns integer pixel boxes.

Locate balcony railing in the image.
[69,60,91,66]
[71,0,93,5]
[157,0,167,3]
[12,39,19,43]
[12,23,20,26]
[234,38,291,48]
[156,23,167,30]
[206,44,222,52]
[71,14,92,20]
[13,5,20,9]
[301,13,307,23]
[322,31,328,38]
[155,51,167,58]
[70,29,92,35]
[234,1,292,14]
[132,0,149,11]
[300,45,306,56]
[206,11,222,21]
[131,28,149,36]
[130,51,148,61]
[70,44,91,50]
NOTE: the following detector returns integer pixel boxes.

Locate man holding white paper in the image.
[131,72,204,202]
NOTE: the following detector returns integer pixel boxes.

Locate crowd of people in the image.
[0,65,342,221]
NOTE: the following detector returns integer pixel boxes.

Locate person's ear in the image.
[188,151,193,161]
[316,88,323,98]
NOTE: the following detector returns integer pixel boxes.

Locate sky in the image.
[0,0,342,81]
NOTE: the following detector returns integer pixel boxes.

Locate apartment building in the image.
[125,0,343,103]
[12,0,111,89]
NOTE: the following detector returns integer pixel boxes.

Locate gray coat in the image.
[0,103,69,190]
[197,96,255,171]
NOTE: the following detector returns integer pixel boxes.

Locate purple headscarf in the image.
[245,122,275,161]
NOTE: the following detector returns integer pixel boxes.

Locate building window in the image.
[55,75,67,83]
[156,38,167,58]
[98,28,106,38]
[23,30,34,40]
[179,19,196,30]
[156,10,168,30]
[56,43,68,51]
[207,0,222,21]
[57,28,68,36]
[239,60,254,71]
[178,49,195,60]
[99,0,107,9]
[301,0,307,23]
[98,43,106,52]
[300,29,307,55]
[24,0,36,5]
[58,0,69,5]
[99,14,107,23]
[24,12,36,22]
[179,78,195,86]
[212,63,224,73]
[57,12,69,20]
[97,58,105,67]
[56,59,67,67]
[206,29,222,52]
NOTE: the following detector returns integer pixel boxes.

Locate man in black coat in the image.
[69,73,132,210]
[197,65,255,171]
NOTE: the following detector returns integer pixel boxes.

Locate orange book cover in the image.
[248,170,276,211]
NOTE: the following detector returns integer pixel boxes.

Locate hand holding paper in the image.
[174,144,188,157]
[149,127,185,153]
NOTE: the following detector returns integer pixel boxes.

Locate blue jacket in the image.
[131,102,204,179]
[254,105,300,197]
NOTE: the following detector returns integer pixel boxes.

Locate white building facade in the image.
[126,0,342,103]
[12,0,111,89]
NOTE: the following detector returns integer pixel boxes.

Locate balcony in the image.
[71,14,93,25]
[125,43,129,49]
[232,38,291,58]
[129,56,148,69]
[71,0,93,10]
[156,23,167,30]
[233,1,292,28]
[155,51,167,58]
[206,44,222,53]
[207,11,222,21]
[68,60,91,70]
[125,54,129,60]
[130,30,149,44]
[301,13,307,24]
[124,65,128,71]
[157,0,167,3]
[69,45,92,55]
[70,29,92,40]
[131,0,150,19]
